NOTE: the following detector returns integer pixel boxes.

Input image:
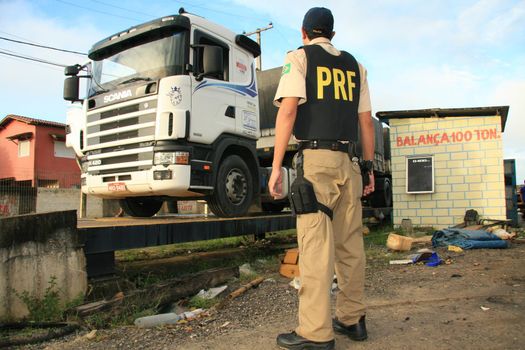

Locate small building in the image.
[0,115,81,215]
[377,106,509,229]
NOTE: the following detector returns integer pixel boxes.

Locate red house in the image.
[0,115,81,215]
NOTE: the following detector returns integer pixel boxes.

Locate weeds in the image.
[187,295,218,309]
[14,276,62,322]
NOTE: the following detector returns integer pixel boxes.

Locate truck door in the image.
[232,47,259,139]
[190,29,235,144]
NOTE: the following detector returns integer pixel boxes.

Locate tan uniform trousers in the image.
[295,149,366,342]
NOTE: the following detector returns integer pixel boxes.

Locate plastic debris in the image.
[426,252,443,267]
[196,285,228,299]
[480,306,490,311]
[289,277,300,290]
[389,259,413,265]
[448,245,464,252]
[134,309,204,328]
[239,263,255,276]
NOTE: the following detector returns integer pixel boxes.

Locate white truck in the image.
[64,9,391,218]
[64,9,293,217]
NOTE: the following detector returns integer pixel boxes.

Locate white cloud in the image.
[0,0,105,121]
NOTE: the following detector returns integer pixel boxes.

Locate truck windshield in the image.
[89,30,186,96]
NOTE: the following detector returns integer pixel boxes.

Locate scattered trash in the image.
[220,321,230,328]
[448,245,464,252]
[134,309,205,328]
[425,252,443,267]
[408,251,434,263]
[362,226,370,236]
[84,329,97,340]
[239,263,255,276]
[389,259,413,265]
[480,306,490,311]
[196,285,228,300]
[387,233,413,251]
[387,233,433,251]
[280,248,300,278]
[432,228,510,249]
[289,277,301,290]
[487,228,516,240]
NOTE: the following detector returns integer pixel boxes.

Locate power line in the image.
[0,53,63,72]
[54,0,143,22]
[175,1,271,23]
[0,36,87,56]
[0,50,67,68]
[89,0,158,18]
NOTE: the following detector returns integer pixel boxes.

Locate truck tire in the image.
[369,177,392,208]
[208,155,254,217]
[119,197,163,217]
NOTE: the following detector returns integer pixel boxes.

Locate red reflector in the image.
[204,165,211,171]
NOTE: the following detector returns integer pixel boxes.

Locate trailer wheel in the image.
[119,197,163,217]
[208,155,253,217]
[369,177,392,208]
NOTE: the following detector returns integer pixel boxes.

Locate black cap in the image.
[302,7,334,37]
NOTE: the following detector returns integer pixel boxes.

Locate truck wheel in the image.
[208,155,254,217]
[119,197,163,217]
[369,177,392,208]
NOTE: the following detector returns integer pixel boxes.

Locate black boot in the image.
[276,331,335,349]
[333,315,368,341]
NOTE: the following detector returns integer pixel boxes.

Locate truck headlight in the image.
[154,151,189,165]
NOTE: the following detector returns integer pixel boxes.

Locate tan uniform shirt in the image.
[273,37,371,114]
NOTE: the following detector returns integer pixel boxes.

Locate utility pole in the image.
[244,23,273,70]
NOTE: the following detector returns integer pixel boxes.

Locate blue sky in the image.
[0,0,524,181]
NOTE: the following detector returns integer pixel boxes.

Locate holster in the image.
[289,150,333,220]
[289,175,319,215]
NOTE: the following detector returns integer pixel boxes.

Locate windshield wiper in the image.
[119,76,152,85]
[91,89,109,96]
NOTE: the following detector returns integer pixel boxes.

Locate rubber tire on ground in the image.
[208,155,254,218]
[369,177,392,208]
[261,201,287,213]
[119,197,163,217]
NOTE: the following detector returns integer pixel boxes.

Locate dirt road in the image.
[35,242,524,350]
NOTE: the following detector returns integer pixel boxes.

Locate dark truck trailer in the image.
[255,67,392,214]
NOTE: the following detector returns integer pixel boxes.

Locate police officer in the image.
[268,7,375,350]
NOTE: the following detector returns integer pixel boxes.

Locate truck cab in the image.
[64,10,262,217]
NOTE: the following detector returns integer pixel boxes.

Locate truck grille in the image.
[85,97,157,176]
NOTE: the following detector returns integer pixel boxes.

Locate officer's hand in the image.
[363,172,375,196]
[269,167,283,199]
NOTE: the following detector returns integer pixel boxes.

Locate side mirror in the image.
[196,45,223,81]
[64,64,82,76]
[64,76,80,102]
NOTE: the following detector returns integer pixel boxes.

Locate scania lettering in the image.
[64,8,392,218]
[103,90,133,103]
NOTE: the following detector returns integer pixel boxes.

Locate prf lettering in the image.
[317,67,356,101]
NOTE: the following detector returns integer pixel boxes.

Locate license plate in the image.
[108,182,126,191]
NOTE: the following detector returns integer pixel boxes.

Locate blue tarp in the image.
[431,228,510,249]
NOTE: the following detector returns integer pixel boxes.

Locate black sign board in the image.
[406,156,434,193]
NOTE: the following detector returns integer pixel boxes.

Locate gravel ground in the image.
[12,240,525,350]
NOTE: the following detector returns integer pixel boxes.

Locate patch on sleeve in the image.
[281,63,291,76]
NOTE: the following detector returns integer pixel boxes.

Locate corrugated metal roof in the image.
[376,106,509,132]
[0,114,66,129]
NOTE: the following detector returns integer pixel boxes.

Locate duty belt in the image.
[298,140,358,158]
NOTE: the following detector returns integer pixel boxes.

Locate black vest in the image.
[295,44,361,142]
